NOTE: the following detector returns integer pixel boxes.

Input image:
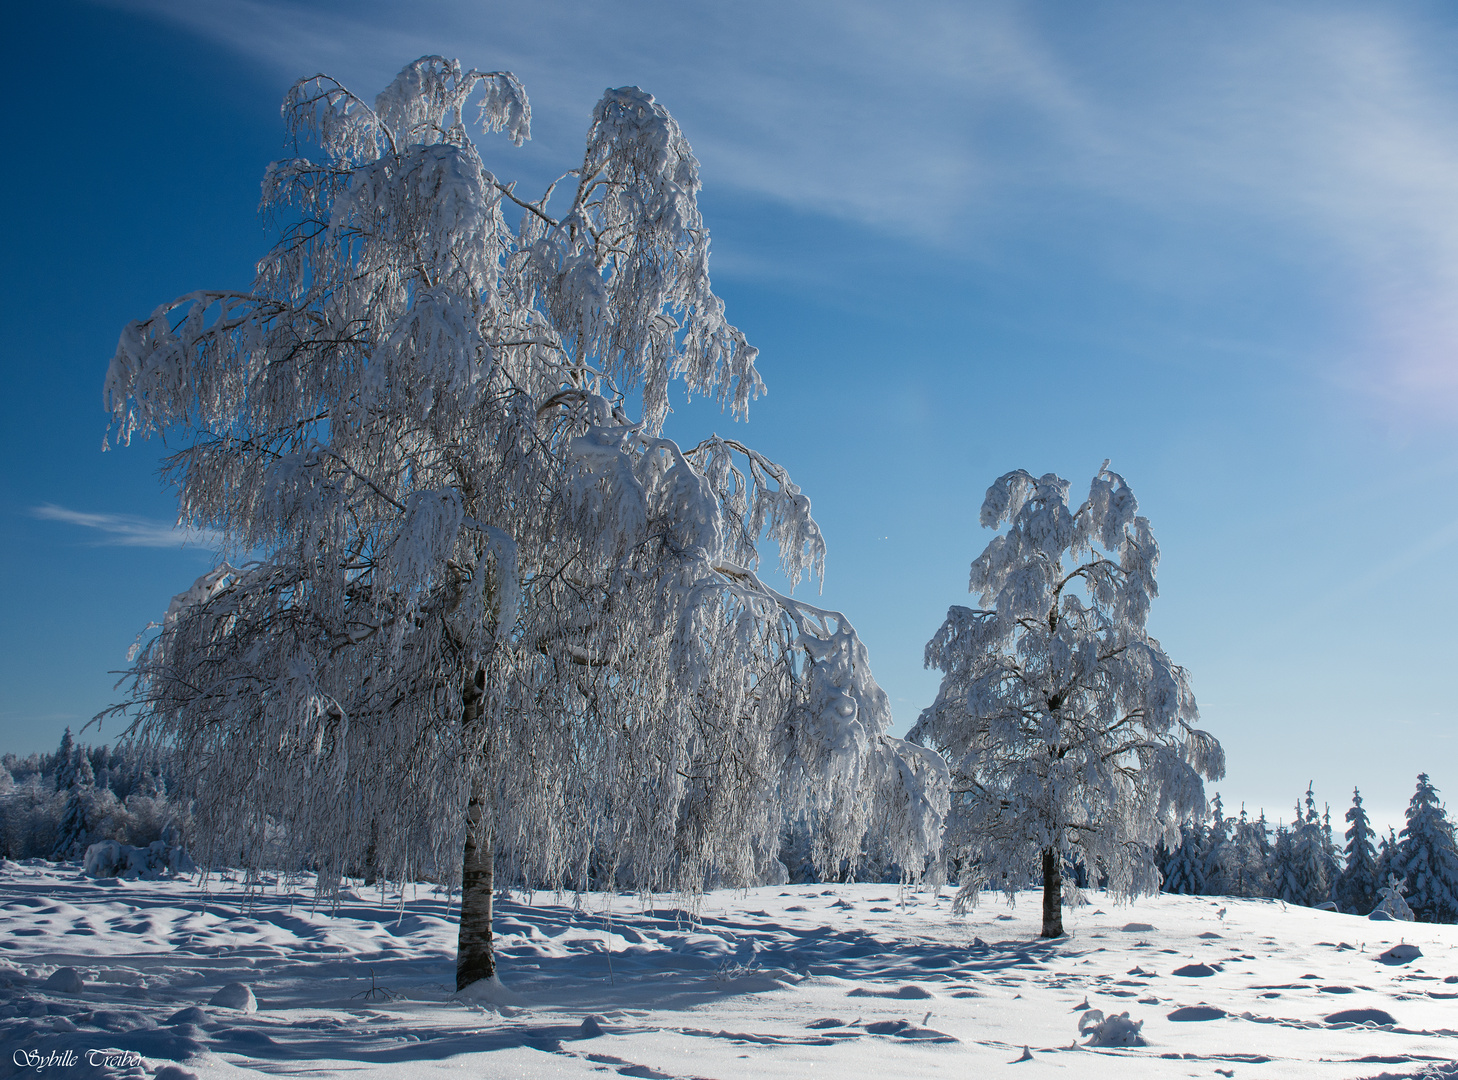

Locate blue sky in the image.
[4,0,1458,836]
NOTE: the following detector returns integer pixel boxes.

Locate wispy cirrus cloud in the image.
[93,0,1458,412]
[31,504,224,550]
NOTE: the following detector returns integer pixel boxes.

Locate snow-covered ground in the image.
[2,861,1457,1079]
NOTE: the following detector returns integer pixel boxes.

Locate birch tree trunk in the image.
[456,668,494,991]
[456,774,495,990]
[1041,846,1064,938]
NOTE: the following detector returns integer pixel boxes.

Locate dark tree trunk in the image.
[362,819,379,887]
[1041,847,1064,938]
[456,668,494,992]
[456,776,495,991]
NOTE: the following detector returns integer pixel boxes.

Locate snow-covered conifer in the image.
[910,466,1223,936]
[1269,821,1304,905]
[1161,821,1205,895]
[1200,793,1231,896]
[72,750,94,791]
[1288,785,1335,907]
[1226,806,1271,898]
[52,728,77,792]
[1322,804,1340,888]
[102,57,946,990]
[52,788,92,861]
[1397,774,1458,924]
[1337,787,1378,915]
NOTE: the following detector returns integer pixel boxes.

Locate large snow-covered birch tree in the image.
[909,465,1223,937]
[101,57,947,992]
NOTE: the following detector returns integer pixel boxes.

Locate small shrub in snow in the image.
[1370,874,1415,921]
[1079,1008,1145,1046]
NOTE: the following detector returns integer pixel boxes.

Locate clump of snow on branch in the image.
[100,56,940,905]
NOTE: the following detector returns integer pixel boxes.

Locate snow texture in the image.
[5,862,1458,1079]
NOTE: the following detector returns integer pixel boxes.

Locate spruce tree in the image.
[1280,785,1336,907]
[1336,787,1379,915]
[1375,827,1399,891]
[1270,819,1305,904]
[1200,794,1231,896]
[73,751,95,790]
[52,764,95,862]
[52,728,77,792]
[1161,821,1206,894]
[1397,774,1458,924]
[1228,805,1271,897]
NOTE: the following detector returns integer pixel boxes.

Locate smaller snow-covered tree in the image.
[71,751,95,791]
[1371,873,1415,921]
[910,465,1223,936]
[1397,774,1458,924]
[1336,787,1379,915]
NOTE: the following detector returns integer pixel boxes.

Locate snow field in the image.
[3,862,1458,1079]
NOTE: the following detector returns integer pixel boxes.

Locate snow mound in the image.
[208,982,257,1011]
[1326,1008,1397,1026]
[83,839,195,880]
[1080,1008,1145,1046]
[1168,1005,1226,1021]
[1378,944,1423,965]
[578,1015,607,1038]
[1173,963,1217,977]
[847,983,934,999]
[454,973,524,1006]
[154,1068,201,1080]
[42,967,84,993]
[863,1019,956,1042]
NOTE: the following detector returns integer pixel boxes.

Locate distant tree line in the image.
[1158,775,1458,923]
[0,728,186,862]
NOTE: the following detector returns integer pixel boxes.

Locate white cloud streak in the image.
[32,505,224,550]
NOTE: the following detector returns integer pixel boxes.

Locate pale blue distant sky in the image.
[4,0,1458,835]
